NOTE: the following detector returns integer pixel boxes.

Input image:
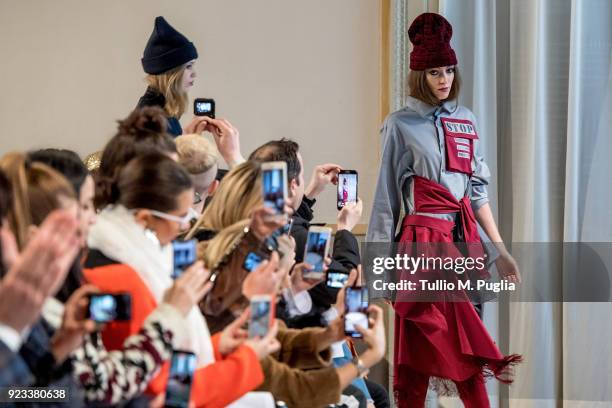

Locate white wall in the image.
[0,0,381,223]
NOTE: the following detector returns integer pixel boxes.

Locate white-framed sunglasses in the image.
[148,209,196,229]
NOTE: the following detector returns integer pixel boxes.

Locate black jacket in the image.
[136,87,182,137]
[281,197,360,328]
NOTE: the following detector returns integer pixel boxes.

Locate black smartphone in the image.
[344,287,369,338]
[88,293,132,323]
[262,162,287,215]
[243,251,266,272]
[172,239,197,279]
[193,98,215,118]
[337,170,358,210]
[326,271,350,289]
[164,350,197,408]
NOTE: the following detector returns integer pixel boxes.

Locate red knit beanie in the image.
[408,13,457,70]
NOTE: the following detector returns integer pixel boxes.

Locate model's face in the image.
[425,65,455,101]
[181,60,197,93]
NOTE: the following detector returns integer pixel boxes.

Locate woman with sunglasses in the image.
[84,153,279,407]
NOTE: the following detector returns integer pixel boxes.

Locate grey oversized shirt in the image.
[366,96,491,242]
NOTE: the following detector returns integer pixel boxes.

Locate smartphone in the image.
[193,98,215,118]
[172,239,197,279]
[164,350,197,408]
[326,271,350,289]
[344,287,369,338]
[243,251,266,272]
[337,170,358,210]
[249,295,273,338]
[88,293,132,323]
[261,162,287,215]
[302,226,332,280]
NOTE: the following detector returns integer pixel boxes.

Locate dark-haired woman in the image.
[84,153,278,407]
[367,13,521,407]
[137,16,245,166]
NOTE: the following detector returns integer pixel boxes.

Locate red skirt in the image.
[393,214,521,396]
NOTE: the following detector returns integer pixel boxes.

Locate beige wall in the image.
[0,0,381,223]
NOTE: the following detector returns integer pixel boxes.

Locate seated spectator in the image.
[175,134,220,214]
[84,153,279,407]
[0,152,217,405]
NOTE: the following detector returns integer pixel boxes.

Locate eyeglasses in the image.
[149,209,197,229]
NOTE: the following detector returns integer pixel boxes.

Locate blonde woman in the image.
[138,16,245,167]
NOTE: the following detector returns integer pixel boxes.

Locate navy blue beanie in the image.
[142,16,198,75]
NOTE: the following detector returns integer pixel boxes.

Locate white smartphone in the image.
[303,226,332,280]
[261,161,287,215]
[249,295,274,338]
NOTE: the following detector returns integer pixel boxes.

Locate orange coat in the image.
[84,260,264,408]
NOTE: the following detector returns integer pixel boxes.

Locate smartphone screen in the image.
[88,293,131,323]
[165,350,197,408]
[262,165,286,214]
[304,228,331,275]
[243,251,265,272]
[337,171,358,209]
[193,98,215,118]
[326,271,349,289]
[344,287,369,338]
[172,239,197,279]
[249,296,272,338]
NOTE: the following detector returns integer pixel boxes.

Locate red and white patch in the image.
[440,117,478,175]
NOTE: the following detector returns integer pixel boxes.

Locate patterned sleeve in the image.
[72,303,187,405]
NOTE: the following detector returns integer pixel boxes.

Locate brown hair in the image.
[0,152,76,249]
[249,138,301,184]
[408,66,461,106]
[95,106,177,209]
[146,64,189,119]
[115,153,193,213]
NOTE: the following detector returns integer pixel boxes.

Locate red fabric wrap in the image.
[393,176,522,407]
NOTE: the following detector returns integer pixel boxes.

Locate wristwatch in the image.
[351,356,370,378]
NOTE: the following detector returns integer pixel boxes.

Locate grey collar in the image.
[405,96,458,119]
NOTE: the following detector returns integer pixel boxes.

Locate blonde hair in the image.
[187,161,262,238]
[175,134,219,174]
[0,152,76,249]
[408,66,461,106]
[146,63,189,118]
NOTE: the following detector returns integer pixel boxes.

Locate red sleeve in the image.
[191,344,264,408]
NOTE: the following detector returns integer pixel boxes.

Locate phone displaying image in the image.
[193,98,215,118]
[262,162,287,215]
[88,293,132,323]
[164,350,197,408]
[326,271,349,289]
[337,170,358,210]
[243,251,266,272]
[344,287,369,338]
[172,239,197,279]
[303,226,332,280]
[249,295,273,338]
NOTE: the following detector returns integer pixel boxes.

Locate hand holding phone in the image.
[87,293,131,323]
